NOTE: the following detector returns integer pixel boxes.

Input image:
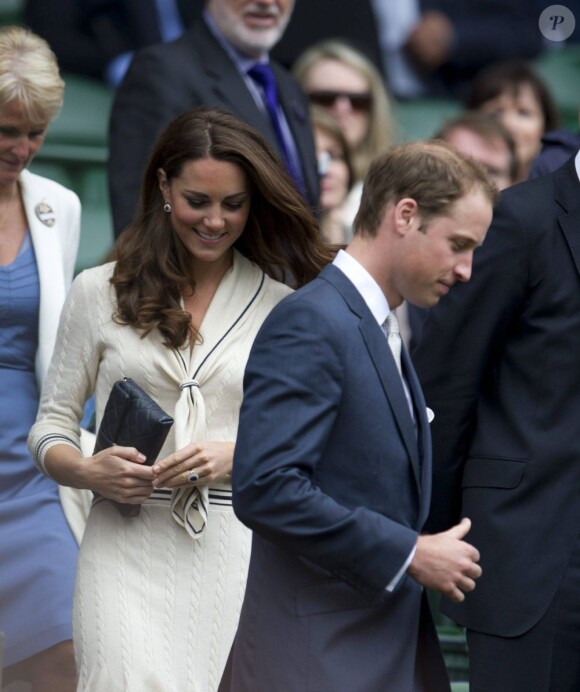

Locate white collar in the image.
[333,249,393,326]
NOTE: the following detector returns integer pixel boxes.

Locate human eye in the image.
[30,129,46,140]
[451,239,469,252]
[224,196,248,211]
[517,107,536,119]
[327,146,344,162]
[186,197,206,208]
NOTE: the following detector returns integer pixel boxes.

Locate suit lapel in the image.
[359,315,422,489]
[554,159,580,276]
[192,21,318,205]
[273,63,319,204]
[322,266,422,488]
[403,348,433,524]
[20,171,67,385]
[193,23,280,151]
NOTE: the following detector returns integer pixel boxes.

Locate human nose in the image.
[11,136,33,161]
[498,110,519,138]
[332,95,353,115]
[203,208,225,230]
[454,254,473,282]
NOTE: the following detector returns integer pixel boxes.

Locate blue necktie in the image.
[247,63,304,194]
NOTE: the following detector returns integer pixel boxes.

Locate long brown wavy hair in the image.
[112,106,333,349]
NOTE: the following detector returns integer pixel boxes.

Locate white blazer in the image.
[20,168,81,387]
[20,169,91,541]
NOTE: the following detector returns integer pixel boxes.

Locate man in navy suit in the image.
[108,0,319,236]
[413,151,580,691]
[220,141,495,692]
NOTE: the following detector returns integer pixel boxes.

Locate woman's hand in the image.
[87,445,155,504]
[152,441,234,489]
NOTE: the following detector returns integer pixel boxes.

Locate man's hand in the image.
[404,11,453,71]
[407,517,482,602]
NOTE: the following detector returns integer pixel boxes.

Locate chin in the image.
[236,27,284,54]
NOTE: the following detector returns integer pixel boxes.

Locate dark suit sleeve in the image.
[107,45,193,236]
[233,296,418,598]
[446,0,542,70]
[412,192,530,532]
[24,0,107,78]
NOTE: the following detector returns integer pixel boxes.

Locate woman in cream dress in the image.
[29,107,333,691]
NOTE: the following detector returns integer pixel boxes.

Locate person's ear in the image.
[157,168,170,200]
[394,197,419,236]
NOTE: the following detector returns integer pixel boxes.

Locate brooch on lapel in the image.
[35,201,56,227]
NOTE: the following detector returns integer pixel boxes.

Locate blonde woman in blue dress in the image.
[0,26,81,691]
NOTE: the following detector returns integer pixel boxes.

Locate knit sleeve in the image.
[28,267,104,475]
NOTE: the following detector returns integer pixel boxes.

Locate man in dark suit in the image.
[108,0,319,236]
[219,142,495,692]
[371,0,543,98]
[413,151,580,691]
[270,0,383,76]
[23,0,201,84]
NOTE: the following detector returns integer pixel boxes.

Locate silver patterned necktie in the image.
[384,310,403,377]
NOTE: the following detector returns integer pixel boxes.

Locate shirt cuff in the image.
[386,545,417,592]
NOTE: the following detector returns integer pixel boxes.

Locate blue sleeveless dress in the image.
[0,233,77,666]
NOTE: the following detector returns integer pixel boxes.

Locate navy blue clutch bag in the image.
[93,377,174,517]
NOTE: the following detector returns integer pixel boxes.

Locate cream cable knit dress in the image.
[29,251,292,692]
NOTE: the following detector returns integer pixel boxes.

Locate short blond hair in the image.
[0,26,64,124]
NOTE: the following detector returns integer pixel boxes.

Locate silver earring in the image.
[163,202,171,213]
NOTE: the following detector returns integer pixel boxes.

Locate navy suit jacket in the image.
[413,157,580,637]
[23,0,201,79]
[221,265,450,692]
[108,17,319,236]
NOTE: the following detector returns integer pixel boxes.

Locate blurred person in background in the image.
[24,0,202,87]
[435,111,518,192]
[293,39,395,229]
[0,26,80,692]
[108,0,320,238]
[403,111,517,350]
[466,60,560,183]
[372,0,543,99]
[311,106,354,244]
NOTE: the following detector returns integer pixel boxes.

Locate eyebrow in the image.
[183,190,248,200]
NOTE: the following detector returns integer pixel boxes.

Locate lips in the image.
[194,228,227,243]
[1,159,25,171]
[243,11,279,28]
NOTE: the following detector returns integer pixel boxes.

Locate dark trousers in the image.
[467,530,580,692]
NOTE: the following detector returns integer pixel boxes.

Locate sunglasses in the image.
[308,90,372,111]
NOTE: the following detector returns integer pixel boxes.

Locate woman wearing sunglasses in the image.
[293,40,395,232]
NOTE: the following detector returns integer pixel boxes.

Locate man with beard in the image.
[108,0,319,236]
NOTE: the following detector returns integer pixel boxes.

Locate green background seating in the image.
[0,0,23,26]
[28,74,115,274]
[395,98,462,142]
[534,45,580,131]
